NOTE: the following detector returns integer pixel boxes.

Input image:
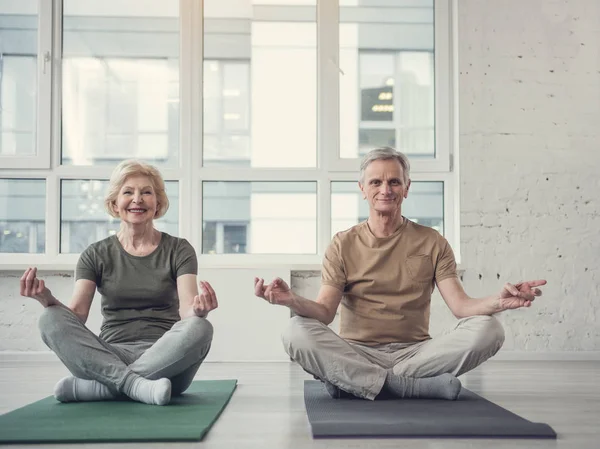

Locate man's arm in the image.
[254,277,343,325]
[289,285,343,325]
[437,277,546,318]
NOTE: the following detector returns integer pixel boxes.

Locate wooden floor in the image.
[1,357,599,449]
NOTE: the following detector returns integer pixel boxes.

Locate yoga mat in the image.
[304,380,557,438]
[0,379,237,444]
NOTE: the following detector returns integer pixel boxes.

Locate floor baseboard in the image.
[2,351,600,362]
[491,351,600,361]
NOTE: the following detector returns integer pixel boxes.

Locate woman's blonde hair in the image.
[104,159,170,219]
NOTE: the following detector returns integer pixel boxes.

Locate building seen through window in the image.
[0,1,445,256]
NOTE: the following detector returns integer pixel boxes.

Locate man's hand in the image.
[497,279,546,311]
[254,277,294,307]
[20,267,59,308]
[192,281,218,317]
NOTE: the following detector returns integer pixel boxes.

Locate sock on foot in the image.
[383,372,461,400]
[54,376,117,403]
[124,375,171,406]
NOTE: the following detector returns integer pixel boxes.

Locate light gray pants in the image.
[39,306,213,396]
[282,315,505,400]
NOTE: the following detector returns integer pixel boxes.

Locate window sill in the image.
[0,260,464,276]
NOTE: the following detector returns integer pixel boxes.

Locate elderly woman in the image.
[20,160,216,406]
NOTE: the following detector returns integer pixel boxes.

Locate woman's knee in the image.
[180,316,214,346]
[38,306,71,343]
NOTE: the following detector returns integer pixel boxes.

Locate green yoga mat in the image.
[0,379,237,444]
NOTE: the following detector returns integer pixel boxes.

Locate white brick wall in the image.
[1,0,599,355]
[458,0,600,352]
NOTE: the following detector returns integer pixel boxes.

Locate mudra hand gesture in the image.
[497,279,546,310]
[20,267,58,308]
[254,277,295,307]
[193,281,218,317]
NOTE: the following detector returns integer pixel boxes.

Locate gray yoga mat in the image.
[304,380,557,438]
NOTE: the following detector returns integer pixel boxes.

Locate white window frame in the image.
[0,0,52,168]
[0,0,460,270]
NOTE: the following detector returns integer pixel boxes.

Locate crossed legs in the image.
[39,306,213,404]
[282,315,505,400]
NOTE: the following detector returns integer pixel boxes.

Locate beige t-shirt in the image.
[322,219,457,346]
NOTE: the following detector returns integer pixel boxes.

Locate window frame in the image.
[0,0,460,270]
[0,0,52,168]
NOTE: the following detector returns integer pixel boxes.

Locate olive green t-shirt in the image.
[76,233,198,344]
[322,219,457,346]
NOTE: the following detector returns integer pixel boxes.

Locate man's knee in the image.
[281,315,324,357]
[463,315,505,354]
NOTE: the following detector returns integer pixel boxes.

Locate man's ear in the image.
[404,179,411,198]
[358,181,366,199]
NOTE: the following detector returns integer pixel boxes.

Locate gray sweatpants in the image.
[39,306,213,396]
[282,315,505,400]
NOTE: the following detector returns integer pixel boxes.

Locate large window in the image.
[61,1,180,166]
[203,61,251,166]
[356,51,435,159]
[202,182,317,254]
[0,179,45,253]
[0,0,458,267]
[203,1,317,168]
[0,1,38,158]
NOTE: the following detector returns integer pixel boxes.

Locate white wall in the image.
[458,0,600,352]
[1,0,599,356]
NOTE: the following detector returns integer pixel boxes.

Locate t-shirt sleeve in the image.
[75,245,98,283]
[175,238,198,277]
[321,235,346,292]
[435,237,458,282]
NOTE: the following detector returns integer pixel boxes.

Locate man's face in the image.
[359,159,410,215]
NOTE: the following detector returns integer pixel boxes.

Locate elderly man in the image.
[254,147,545,400]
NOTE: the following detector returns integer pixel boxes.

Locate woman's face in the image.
[112,175,159,226]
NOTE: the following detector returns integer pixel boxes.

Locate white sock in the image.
[54,376,117,402]
[123,376,171,406]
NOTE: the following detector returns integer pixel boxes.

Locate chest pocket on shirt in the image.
[406,254,434,283]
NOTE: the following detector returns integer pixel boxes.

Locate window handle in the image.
[43,51,51,74]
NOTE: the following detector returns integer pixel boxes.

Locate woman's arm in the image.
[68,279,97,323]
[20,268,96,323]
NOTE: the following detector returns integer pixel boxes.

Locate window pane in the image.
[203,1,317,168]
[0,1,37,156]
[0,179,45,253]
[340,1,435,159]
[60,180,179,254]
[203,181,316,254]
[331,181,443,236]
[61,1,179,166]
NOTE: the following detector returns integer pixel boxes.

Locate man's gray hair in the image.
[359,147,410,184]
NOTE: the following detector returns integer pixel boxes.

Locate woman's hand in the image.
[20,267,59,308]
[192,281,218,317]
